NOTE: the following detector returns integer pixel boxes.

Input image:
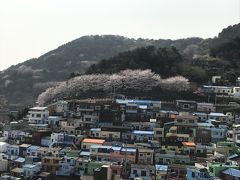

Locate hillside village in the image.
[1,76,240,180]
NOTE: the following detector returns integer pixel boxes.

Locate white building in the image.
[56,157,77,176]
[208,113,229,123]
[23,163,41,179]
[0,153,8,172]
[28,107,49,124]
[55,101,68,113]
[0,142,9,153]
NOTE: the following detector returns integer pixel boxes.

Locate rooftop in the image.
[132,130,154,135]
[222,168,240,178]
[82,138,105,144]
[182,142,196,147]
[30,107,48,111]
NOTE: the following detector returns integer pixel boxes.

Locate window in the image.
[156,131,162,135]
[36,114,41,118]
[183,104,190,109]
[133,170,137,175]
[237,135,240,140]
[192,172,195,177]
[95,106,101,110]
[189,120,195,123]
[141,170,146,176]
[85,118,91,122]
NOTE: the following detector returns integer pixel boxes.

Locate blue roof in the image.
[90,128,101,132]
[23,164,37,169]
[14,157,25,163]
[132,130,154,135]
[209,112,227,117]
[116,99,160,105]
[121,148,136,153]
[193,112,207,116]
[228,154,240,160]
[222,168,240,177]
[156,165,168,171]
[80,151,90,156]
[28,146,40,150]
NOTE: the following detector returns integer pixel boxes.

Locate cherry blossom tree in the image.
[37,69,190,105]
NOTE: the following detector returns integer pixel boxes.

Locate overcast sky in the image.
[0,0,239,70]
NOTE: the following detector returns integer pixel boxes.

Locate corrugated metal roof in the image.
[222,168,240,177]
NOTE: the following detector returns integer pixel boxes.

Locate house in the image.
[24,130,52,146]
[208,112,229,123]
[23,163,41,179]
[60,118,81,134]
[75,158,90,176]
[221,168,240,180]
[26,145,40,157]
[153,127,164,141]
[10,168,23,178]
[111,147,137,164]
[216,142,239,156]
[45,116,62,126]
[94,165,112,180]
[195,143,216,155]
[93,163,123,180]
[81,138,105,150]
[3,130,25,140]
[48,100,68,115]
[19,144,31,157]
[56,157,78,176]
[49,133,78,148]
[0,154,8,172]
[197,103,216,113]
[7,145,19,156]
[42,156,62,175]
[208,163,239,178]
[0,142,9,153]
[198,122,226,142]
[155,165,168,180]
[137,148,154,165]
[90,145,114,162]
[193,112,208,122]
[227,129,240,145]
[90,128,101,138]
[155,152,191,165]
[28,107,49,124]
[176,100,197,112]
[203,85,233,95]
[174,114,198,127]
[132,130,154,142]
[130,164,155,179]
[38,147,62,157]
[10,157,25,169]
[168,164,188,179]
[100,126,133,141]
[187,167,213,180]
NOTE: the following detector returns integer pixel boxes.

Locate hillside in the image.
[1,23,240,106]
[86,46,182,78]
[0,35,202,106]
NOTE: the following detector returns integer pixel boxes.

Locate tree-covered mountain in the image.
[0,35,203,106]
[86,46,182,78]
[1,23,240,106]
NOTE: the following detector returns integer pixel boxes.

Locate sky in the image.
[0,0,239,71]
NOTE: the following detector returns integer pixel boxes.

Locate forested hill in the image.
[0,35,202,105]
[1,23,240,106]
[86,46,182,78]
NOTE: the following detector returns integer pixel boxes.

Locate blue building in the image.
[187,167,214,180]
